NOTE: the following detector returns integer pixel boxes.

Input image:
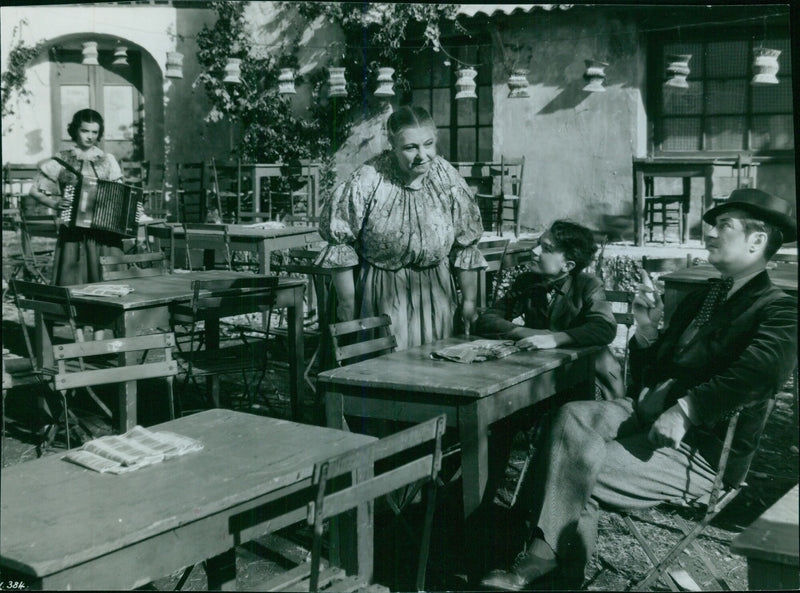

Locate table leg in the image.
[204,548,237,591]
[205,317,223,408]
[287,287,304,421]
[325,388,345,430]
[115,307,171,432]
[329,457,375,582]
[634,169,645,246]
[702,165,714,243]
[258,241,269,274]
[459,401,490,518]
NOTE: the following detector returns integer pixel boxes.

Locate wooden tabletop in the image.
[317,337,600,398]
[168,223,319,240]
[662,264,798,292]
[65,271,305,311]
[731,484,799,567]
[0,409,375,579]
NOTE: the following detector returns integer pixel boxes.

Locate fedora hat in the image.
[703,188,796,243]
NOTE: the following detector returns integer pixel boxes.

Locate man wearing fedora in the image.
[481,188,798,590]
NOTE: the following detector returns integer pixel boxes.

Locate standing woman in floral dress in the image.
[317,105,487,350]
[28,108,124,286]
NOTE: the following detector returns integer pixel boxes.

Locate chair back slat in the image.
[12,280,74,320]
[55,360,178,391]
[334,335,397,366]
[99,252,167,281]
[53,332,175,360]
[100,252,166,266]
[306,415,445,592]
[188,276,279,315]
[318,455,435,521]
[327,314,392,337]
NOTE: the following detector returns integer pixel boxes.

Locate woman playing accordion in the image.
[29,109,126,286]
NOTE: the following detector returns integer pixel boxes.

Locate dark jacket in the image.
[629,270,797,486]
[475,271,623,399]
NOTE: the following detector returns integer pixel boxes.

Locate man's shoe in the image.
[479,549,559,591]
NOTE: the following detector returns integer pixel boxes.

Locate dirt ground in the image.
[2,228,798,591]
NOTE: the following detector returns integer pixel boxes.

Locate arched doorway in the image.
[45,34,163,167]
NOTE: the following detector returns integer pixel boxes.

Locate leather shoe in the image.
[480,549,558,591]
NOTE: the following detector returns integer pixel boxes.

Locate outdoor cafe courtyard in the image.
[1,2,798,591]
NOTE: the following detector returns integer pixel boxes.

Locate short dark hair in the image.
[740,216,784,259]
[387,106,436,142]
[549,220,598,274]
[67,109,104,142]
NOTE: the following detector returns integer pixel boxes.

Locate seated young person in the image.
[480,189,798,591]
[475,219,623,400]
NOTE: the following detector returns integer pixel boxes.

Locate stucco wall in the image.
[0,4,235,198]
[492,8,647,234]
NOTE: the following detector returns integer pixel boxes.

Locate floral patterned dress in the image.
[33,145,124,286]
[317,152,487,350]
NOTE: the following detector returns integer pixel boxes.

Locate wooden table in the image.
[35,272,307,431]
[169,223,321,274]
[731,484,799,590]
[632,157,758,246]
[662,263,798,323]
[318,338,599,518]
[0,409,376,590]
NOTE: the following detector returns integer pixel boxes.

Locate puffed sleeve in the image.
[103,153,123,182]
[33,158,64,196]
[315,166,372,269]
[448,165,487,270]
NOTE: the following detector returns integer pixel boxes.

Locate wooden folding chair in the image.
[145,223,177,272]
[11,279,178,450]
[263,415,446,593]
[172,276,278,412]
[182,222,232,271]
[176,162,205,223]
[477,238,511,309]
[99,252,167,281]
[605,290,636,393]
[329,315,397,368]
[619,400,775,591]
[277,249,336,391]
[474,156,525,238]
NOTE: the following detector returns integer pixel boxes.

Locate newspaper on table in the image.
[430,339,520,363]
[71,284,135,297]
[63,425,203,474]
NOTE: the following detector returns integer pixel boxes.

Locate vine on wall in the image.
[194,1,462,200]
[1,20,43,120]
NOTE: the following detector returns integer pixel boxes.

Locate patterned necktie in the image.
[695,276,734,327]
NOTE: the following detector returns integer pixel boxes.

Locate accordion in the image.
[61,177,143,237]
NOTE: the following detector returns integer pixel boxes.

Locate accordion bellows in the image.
[61,177,144,237]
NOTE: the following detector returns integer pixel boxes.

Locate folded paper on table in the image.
[72,284,135,297]
[430,339,520,363]
[63,425,203,474]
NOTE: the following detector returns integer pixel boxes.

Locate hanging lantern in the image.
[165,51,184,79]
[223,58,242,84]
[112,46,129,68]
[81,41,99,66]
[751,48,780,85]
[582,59,608,92]
[664,54,691,89]
[374,67,395,98]
[278,68,296,95]
[328,67,348,98]
[507,68,530,98]
[454,67,477,100]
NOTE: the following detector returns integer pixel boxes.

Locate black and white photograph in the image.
[1,2,797,591]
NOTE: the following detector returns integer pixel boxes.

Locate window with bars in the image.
[399,40,493,162]
[652,34,793,153]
